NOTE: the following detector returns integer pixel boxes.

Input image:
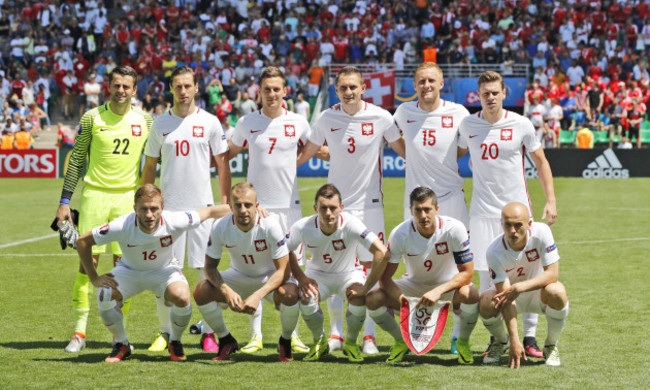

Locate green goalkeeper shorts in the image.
[79,185,135,256]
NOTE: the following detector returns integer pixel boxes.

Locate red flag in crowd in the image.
[361,70,395,109]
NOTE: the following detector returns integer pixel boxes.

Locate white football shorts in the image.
[110,263,188,300]
[305,268,365,302]
[172,217,214,269]
[347,207,384,263]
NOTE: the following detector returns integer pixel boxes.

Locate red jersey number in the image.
[480,143,499,160]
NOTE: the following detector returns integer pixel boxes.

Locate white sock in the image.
[170,304,192,341]
[300,298,324,342]
[523,312,539,338]
[362,282,378,338]
[481,315,507,344]
[195,268,214,335]
[248,300,263,340]
[327,295,344,338]
[346,304,366,342]
[280,303,300,340]
[458,303,479,341]
[545,302,569,346]
[451,311,461,339]
[369,306,401,340]
[98,298,127,344]
[197,302,229,339]
[155,294,171,334]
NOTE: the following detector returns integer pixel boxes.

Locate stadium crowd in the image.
[1,0,650,149]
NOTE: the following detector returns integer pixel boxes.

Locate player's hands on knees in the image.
[91,273,118,289]
[241,295,261,315]
[418,289,442,307]
[224,288,244,312]
[508,339,527,369]
[493,285,520,309]
[298,277,318,299]
[346,284,367,300]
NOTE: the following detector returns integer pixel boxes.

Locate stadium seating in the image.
[558,130,575,147]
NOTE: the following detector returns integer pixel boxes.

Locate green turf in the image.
[1,177,649,388]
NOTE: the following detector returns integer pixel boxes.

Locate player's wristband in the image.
[60,198,71,206]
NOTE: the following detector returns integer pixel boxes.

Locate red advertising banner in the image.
[0,149,58,178]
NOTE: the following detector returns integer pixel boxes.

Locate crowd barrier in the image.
[1,148,647,179]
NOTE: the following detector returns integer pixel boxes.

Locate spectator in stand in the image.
[14,126,34,150]
[62,70,77,120]
[57,122,76,148]
[575,126,594,149]
[566,59,585,87]
[237,91,257,117]
[294,92,310,121]
[1,129,14,149]
[84,73,102,109]
[307,60,324,98]
[626,92,646,149]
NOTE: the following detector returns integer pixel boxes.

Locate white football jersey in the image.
[287,211,378,273]
[393,100,469,208]
[486,222,559,285]
[92,210,201,271]
[388,215,472,285]
[145,108,228,210]
[206,213,288,277]
[311,102,401,209]
[458,110,542,218]
[527,103,546,128]
[231,109,310,209]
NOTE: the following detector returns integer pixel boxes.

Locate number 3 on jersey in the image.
[347,137,355,153]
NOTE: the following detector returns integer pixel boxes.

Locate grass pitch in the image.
[1,177,649,389]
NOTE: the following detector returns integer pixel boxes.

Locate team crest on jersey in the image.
[332,239,346,251]
[435,242,449,255]
[501,128,513,141]
[99,224,109,235]
[284,124,296,137]
[160,235,173,247]
[361,123,374,136]
[526,249,540,262]
[131,124,142,137]
[193,126,204,137]
[441,116,453,128]
[254,239,268,252]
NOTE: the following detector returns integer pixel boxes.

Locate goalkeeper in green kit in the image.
[54,65,153,353]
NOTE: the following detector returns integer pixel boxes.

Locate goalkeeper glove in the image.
[50,209,80,250]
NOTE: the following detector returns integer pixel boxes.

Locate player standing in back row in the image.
[142,65,231,353]
[54,65,152,353]
[392,62,471,354]
[227,67,311,354]
[298,66,405,355]
[458,71,557,358]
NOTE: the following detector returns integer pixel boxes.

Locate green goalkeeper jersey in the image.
[61,103,153,200]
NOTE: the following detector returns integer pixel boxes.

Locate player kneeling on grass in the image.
[193,183,300,362]
[366,187,479,364]
[76,184,231,363]
[480,202,569,368]
[287,184,389,362]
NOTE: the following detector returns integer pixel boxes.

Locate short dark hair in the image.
[409,186,438,207]
[335,66,363,85]
[170,65,197,86]
[477,70,505,90]
[315,183,342,204]
[135,183,163,203]
[108,65,138,86]
[259,66,286,87]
